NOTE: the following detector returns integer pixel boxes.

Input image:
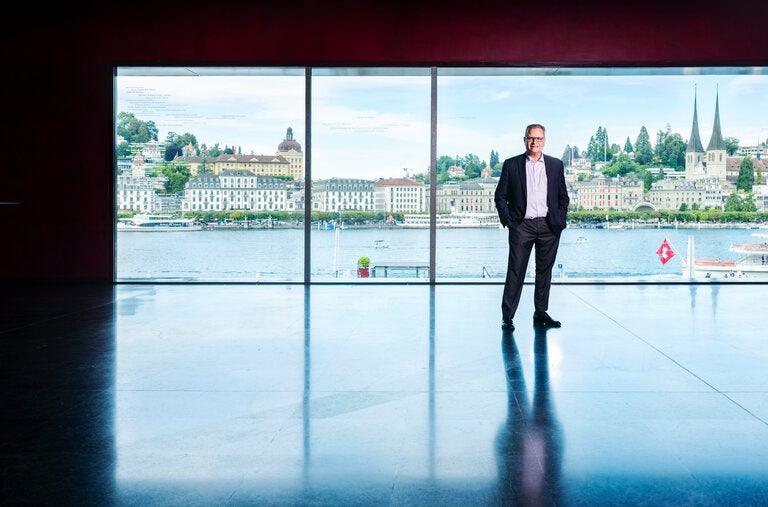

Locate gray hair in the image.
[525,124,546,137]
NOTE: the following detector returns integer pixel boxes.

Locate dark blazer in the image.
[494,153,570,234]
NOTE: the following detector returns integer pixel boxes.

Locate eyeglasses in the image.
[525,136,545,143]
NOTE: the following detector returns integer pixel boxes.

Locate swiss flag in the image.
[656,238,675,265]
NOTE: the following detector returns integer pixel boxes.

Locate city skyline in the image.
[116,67,767,180]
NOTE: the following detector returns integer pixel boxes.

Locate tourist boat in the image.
[117,214,202,231]
[400,213,501,228]
[576,236,587,244]
[373,239,389,248]
[681,233,768,279]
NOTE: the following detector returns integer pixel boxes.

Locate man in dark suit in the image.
[494,124,570,331]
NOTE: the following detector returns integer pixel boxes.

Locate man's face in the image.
[525,127,545,158]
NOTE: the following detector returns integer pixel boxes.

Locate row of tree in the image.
[570,209,768,222]
[560,124,764,194]
[117,112,240,161]
[564,124,742,171]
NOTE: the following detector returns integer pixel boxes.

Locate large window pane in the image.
[115,67,305,282]
[436,67,768,281]
[310,69,432,282]
[114,66,768,284]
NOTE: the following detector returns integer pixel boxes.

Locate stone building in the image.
[182,171,288,212]
[374,177,425,213]
[648,177,724,211]
[431,178,498,213]
[313,178,375,213]
[572,175,644,211]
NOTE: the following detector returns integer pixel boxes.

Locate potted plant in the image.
[357,256,370,278]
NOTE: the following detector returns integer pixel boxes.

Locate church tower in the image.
[686,88,728,183]
[276,127,304,180]
[685,89,706,180]
[705,88,727,181]
[131,149,146,178]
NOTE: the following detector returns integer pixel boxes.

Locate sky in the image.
[117,68,767,180]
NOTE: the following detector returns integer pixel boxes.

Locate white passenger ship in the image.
[682,233,768,279]
[400,213,501,228]
[117,214,202,231]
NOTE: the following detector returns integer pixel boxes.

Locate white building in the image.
[312,178,374,212]
[182,170,288,212]
[139,140,163,162]
[572,176,644,211]
[374,178,425,213]
[447,165,465,179]
[648,177,724,211]
[736,145,768,159]
[182,174,222,212]
[284,181,304,212]
[252,175,289,212]
[116,175,159,212]
[432,178,498,213]
[752,185,768,211]
[116,150,161,212]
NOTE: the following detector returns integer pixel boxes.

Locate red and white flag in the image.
[656,238,675,265]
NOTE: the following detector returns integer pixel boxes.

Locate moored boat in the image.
[117,214,202,231]
[400,213,500,228]
[682,233,768,279]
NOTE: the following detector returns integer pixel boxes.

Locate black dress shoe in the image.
[501,318,515,331]
[533,311,561,328]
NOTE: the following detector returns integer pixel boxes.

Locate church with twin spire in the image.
[685,89,727,182]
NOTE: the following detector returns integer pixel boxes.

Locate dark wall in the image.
[2,1,766,281]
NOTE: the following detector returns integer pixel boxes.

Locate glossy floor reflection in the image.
[2,283,768,506]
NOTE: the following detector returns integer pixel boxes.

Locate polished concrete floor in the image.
[2,282,768,506]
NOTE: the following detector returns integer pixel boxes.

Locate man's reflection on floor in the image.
[495,328,563,506]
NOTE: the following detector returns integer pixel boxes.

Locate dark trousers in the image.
[501,217,561,319]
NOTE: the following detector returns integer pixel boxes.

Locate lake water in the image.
[116,226,766,282]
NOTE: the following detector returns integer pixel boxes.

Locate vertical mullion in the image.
[429,67,437,284]
[304,68,312,285]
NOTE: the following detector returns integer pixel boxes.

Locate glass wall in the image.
[115,68,306,282]
[115,66,768,283]
[310,69,432,282]
[436,68,768,282]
